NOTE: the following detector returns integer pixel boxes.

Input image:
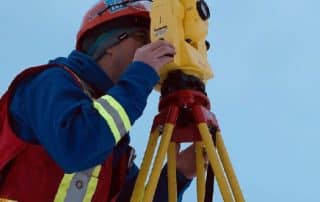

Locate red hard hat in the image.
[76,0,150,50]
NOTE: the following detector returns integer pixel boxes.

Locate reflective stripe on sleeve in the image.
[54,165,102,202]
[93,95,131,143]
[102,95,131,131]
[93,101,122,143]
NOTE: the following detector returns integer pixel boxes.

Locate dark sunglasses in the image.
[118,30,151,44]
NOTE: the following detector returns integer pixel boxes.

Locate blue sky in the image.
[1,1,319,201]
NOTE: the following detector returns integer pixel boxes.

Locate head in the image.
[76,0,151,82]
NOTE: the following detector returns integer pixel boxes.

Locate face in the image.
[98,30,150,83]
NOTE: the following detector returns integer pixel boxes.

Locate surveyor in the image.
[0,0,200,201]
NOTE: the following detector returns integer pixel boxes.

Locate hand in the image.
[176,144,208,180]
[176,115,219,179]
[133,40,176,73]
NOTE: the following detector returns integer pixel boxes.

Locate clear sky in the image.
[1,1,319,201]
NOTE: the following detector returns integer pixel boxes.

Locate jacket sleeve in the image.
[9,62,159,173]
[153,164,192,202]
[117,163,192,202]
[93,61,159,144]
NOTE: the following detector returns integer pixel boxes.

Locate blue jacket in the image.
[9,50,191,201]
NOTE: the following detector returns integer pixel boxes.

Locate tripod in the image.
[130,72,244,202]
[130,0,244,201]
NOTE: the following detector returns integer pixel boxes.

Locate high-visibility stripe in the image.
[64,170,91,202]
[83,166,102,202]
[91,165,102,178]
[102,95,131,131]
[54,166,102,202]
[54,173,75,202]
[93,101,122,143]
[93,95,131,143]
[97,99,127,139]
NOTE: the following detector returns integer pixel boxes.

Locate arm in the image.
[118,143,208,201]
[154,164,192,202]
[117,163,192,202]
[9,40,175,173]
[9,62,158,173]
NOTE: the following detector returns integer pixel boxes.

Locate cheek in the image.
[124,49,136,66]
[120,39,144,65]
[126,45,140,63]
[118,48,136,69]
[129,48,137,60]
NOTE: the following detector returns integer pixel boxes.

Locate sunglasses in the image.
[118,30,151,44]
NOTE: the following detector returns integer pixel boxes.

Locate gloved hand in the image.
[133,40,176,74]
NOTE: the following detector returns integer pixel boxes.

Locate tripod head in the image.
[150,0,213,90]
[161,70,206,96]
[157,70,216,142]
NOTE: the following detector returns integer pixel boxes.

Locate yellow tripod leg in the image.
[143,123,175,202]
[131,129,160,202]
[216,131,244,202]
[195,142,206,202]
[198,123,234,202]
[168,142,177,202]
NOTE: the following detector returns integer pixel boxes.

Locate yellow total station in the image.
[150,0,213,88]
[130,1,245,201]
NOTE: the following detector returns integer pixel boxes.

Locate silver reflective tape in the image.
[64,168,94,202]
[97,98,127,137]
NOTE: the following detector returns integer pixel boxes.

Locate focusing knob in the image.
[197,0,210,21]
[205,40,211,51]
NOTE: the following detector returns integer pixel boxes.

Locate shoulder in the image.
[10,65,83,107]
[32,66,77,84]
[18,66,80,92]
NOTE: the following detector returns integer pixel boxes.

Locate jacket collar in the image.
[49,50,113,93]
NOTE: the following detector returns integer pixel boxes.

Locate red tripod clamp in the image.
[152,90,218,143]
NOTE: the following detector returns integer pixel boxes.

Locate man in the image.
[0,0,200,201]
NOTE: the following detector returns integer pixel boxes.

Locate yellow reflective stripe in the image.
[93,101,121,143]
[54,173,75,202]
[83,166,102,202]
[91,165,102,178]
[102,95,131,131]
